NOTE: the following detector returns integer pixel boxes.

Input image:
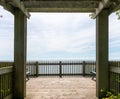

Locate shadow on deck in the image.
[26,76,97,99]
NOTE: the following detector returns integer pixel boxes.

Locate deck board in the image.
[26,76,97,99]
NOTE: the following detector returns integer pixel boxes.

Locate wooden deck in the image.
[26,76,97,99]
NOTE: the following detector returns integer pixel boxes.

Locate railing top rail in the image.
[110,66,120,74]
[27,61,96,65]
[0,66,13,75]
[0,62,14,64]
[0,62,14,68]
[109,61,120,67]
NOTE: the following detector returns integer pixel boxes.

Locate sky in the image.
[0,6,120,61]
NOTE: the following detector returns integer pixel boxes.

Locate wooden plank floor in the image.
[26,76,97,99]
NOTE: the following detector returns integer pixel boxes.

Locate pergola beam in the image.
[21,0,100,1]
[27,8,95,12]
[11,0,30,18]
[23,1,98,8]
[92,0,111,19]
[23,0,99,12]
[109,0,120,12]
[0,1,14,14]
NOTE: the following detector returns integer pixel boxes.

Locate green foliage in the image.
[0,89,11,93]
[102,92,120,99]
[100,89,120,99]
[89,13,94,19]
[116,10,120,20]
[89,10,120,20]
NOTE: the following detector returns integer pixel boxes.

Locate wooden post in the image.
[59,61,62,78]
[83,61,85,76]
[14,8,27,98]
[96,9,109,98]
[36,61,39,77]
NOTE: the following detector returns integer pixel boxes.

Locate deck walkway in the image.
[26,76,97,99]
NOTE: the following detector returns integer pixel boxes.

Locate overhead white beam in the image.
[92,0,111,19]
[11,0,30,18]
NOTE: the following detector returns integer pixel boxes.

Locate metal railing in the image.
[26,60,96,77]
[109,61,120,95]
[0,62,13,99]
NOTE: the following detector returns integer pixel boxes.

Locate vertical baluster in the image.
[30,65,31,76]
[47,61,49,75]
[43,61,45,75]
[118,74,120,93]
[33,62,35,76]
[62,61,64,76]
[49,61,50,75]
[3,74,6,97]
[59,61,62,78]
[5,73,7,97]
[7,73,8,96]
[0,75,1,98]
[28,64,30,76]
[10,72,12,96]
[117,73,119,94]
[4,74,5,97]
[43,61,46,74]
[5,74,7,97]
[48,61,50,75]
[70,62,72,75]
[1,75,3,99]
[45,61,47,75]
[67,60,68,76]
[36,61,38,77]
[8,73,10,96]
[73,60,75,76]
[58,60,59,76]
[70,61,72,75]
[114,73,116,94]
[72,61,73,75]
[75,61,76,75]
[76,61,77,75]
[83,61,85,76]
[115,73,117,94]
[72,60,74,75]
[47,61,48,75]
[29,63,31,76]
[46,61,48,75]
[0,75,2,98]
[3,74,4,98]
[69,61,71,75]
[2,74,3,98]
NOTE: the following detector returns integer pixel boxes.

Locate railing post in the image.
[83,61,85,76]
[36,61,39,77]
[59,61,62,78]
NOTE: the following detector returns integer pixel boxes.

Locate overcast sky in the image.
[0,6,120,61]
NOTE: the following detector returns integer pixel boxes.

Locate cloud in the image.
[0,6,119,61]
[0,6,14,61]
[27,13,95,58]
[27,12,120,60]
[109,13,120,60]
